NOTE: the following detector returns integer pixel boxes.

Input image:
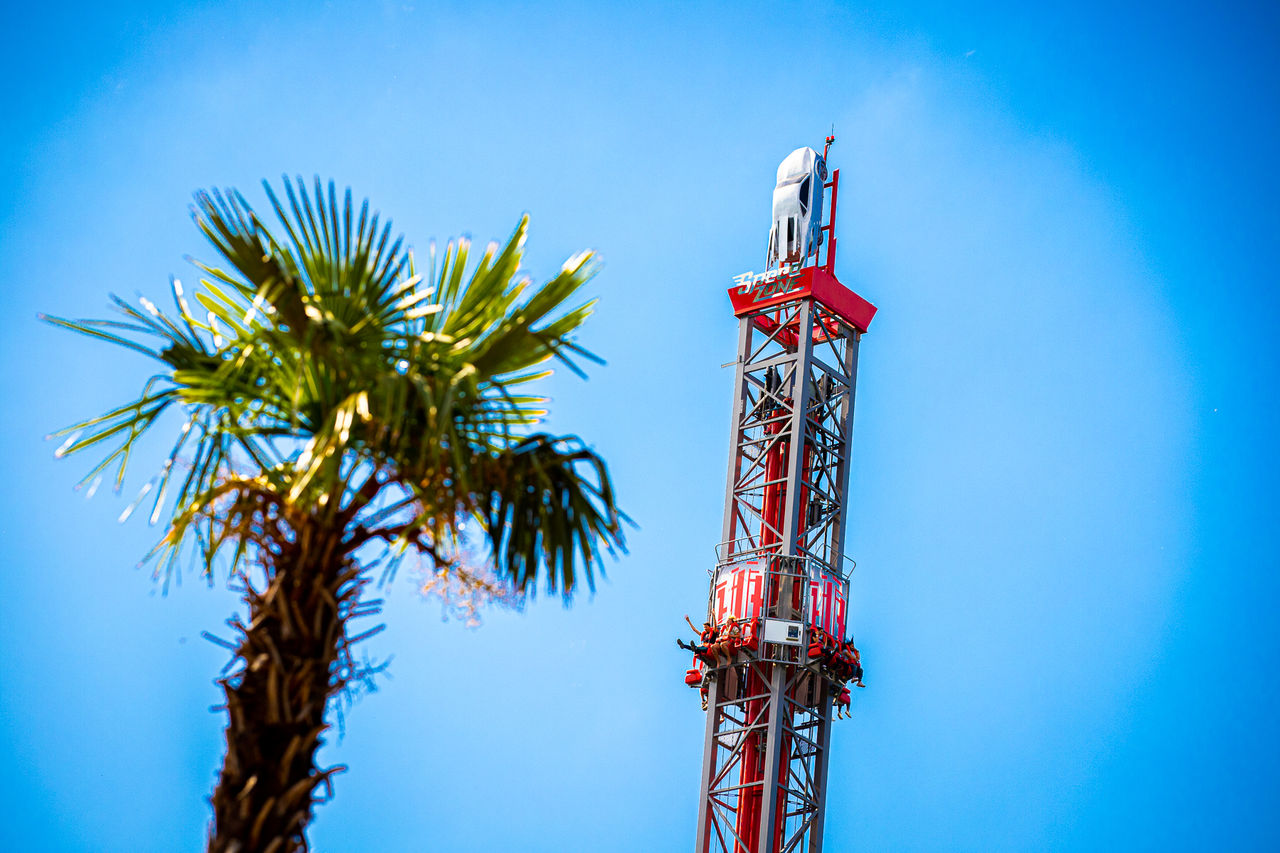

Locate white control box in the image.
[762,618,805,645]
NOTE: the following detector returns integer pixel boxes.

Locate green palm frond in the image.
[479,434,624,596]
[46,178,625,594]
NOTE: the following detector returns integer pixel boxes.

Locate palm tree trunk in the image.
[208,523,352,853]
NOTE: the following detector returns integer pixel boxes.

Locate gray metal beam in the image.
[695,675,722,853]
[809,680,834,853]
[721,319,754,548]
[756,663,789,850]
[827,334,860,598]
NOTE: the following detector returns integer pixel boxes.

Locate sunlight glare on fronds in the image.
[561,250,592,274]
[54,430,84,459]
[119,477,156,523]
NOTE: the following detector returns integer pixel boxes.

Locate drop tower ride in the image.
[682,138,876,853]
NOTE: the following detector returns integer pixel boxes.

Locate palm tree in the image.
[44,178,626,853]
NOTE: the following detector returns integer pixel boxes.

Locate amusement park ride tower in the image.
[682,138,876,853]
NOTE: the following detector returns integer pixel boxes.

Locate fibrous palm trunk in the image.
[208,521,356,853]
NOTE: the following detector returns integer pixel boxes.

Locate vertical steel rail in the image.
[701,314,753,852]
[808,323,858,851]
[808,679,834,853]
[721,318,754,551]
[696,676,722,853]
[755,664,789,849]
[826,331,860,587]
[755,299,815,847]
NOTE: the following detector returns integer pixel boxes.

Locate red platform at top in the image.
[727,264,877,333]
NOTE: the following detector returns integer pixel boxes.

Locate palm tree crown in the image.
[45,178,626,852]
[48,178,623,591]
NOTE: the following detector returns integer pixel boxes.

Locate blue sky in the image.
[1,1,1277,850]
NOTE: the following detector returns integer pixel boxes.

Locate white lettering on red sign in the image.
[731,263,803,299]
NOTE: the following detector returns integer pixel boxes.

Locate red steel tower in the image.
[683,140,876,853]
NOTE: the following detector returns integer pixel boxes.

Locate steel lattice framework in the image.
[689,157,877,853]
[718,295,860,577]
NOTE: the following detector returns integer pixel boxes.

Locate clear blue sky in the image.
[2,2,1276,850]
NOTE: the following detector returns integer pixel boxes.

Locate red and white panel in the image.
[808,572,848,637]
[715,562,846,637]
[713,562,765,625]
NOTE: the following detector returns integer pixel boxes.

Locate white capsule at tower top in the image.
[766,146,829,271]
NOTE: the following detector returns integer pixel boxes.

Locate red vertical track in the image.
[824,169,839,274]
[734,336,815,853]
[771,438,813,853]
[735,380,787,851]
